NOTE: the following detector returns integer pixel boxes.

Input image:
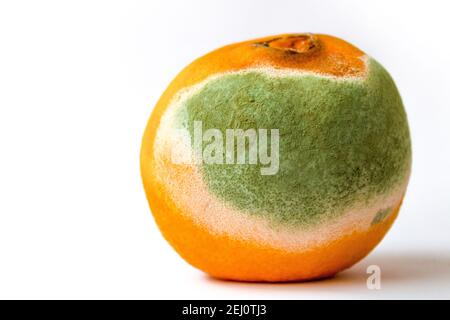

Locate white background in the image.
[0,0,449,299]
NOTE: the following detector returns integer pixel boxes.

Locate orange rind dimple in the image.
[254,34,320,54]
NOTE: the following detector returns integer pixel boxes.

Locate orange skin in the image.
[141,34,401,282]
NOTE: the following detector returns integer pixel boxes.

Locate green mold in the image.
[371,207,393,225]
[176,59,411,227]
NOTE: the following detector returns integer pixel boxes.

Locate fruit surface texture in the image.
[141,33,412,282]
